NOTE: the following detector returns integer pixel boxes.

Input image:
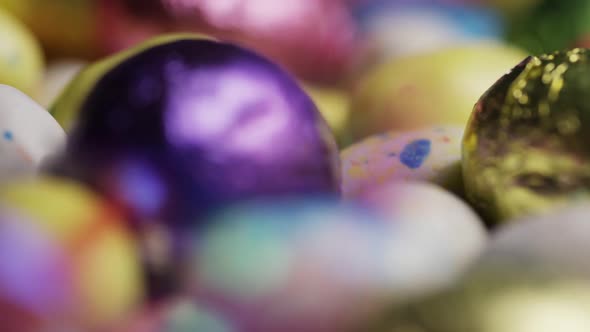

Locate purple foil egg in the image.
[52,38,340,228]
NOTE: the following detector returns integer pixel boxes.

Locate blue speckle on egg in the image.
[400,139,431,169]
[3,131,13,141]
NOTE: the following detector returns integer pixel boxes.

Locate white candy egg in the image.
[357,181,487,299]
[0,84,65,181]
[481,204,590,277]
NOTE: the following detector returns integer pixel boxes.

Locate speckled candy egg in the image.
[0,176,144,329]
[355,181,487,298]
[463,49,590,224]
[184,198,424,331]
[0,7,43,96]
[341,125,464,198]
[49,36,340,227]
[348,43,527,141]
[0,84,65,182]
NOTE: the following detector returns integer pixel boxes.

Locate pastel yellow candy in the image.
[303,84,351,146]
[348,42,527,141]
[341,125,464,198]
[50,33,214,132]
[0,6,43,96]
[0,177,144,328]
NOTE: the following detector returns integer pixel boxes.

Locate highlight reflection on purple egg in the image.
[56,37,340,228]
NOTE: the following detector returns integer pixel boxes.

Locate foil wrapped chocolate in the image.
[463,48,590,224]
[49,36,340,228]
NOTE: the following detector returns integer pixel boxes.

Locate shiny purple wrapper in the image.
[50,38,340,228]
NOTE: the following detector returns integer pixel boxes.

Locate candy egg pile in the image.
[4,1,590,331]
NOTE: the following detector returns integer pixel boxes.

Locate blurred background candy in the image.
[504,0,590,55]
[355,0,504,62]
[342,125,465,198]
[184,197,460,331]
[109,298,236,332]
[353,181,487,298]
[0,84,65,182]
[486,0,542,15]
[0,210,80,332]
[368,202,590,331]
[37,59,87,108]
[3,0,590,330]
[0,0,363,84]
[0,176,144,329]
[0,0,98,59]
[348,42,527,142]
[0,6,43,96]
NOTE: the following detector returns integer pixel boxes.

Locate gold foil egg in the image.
[463,48,590,224]
[369,270,590,332]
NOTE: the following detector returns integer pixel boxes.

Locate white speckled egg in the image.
[341,125,463,198]
[357,181,487,299]
[480,203,590,277]
[0,84,65,180]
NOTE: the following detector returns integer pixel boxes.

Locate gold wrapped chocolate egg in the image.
[369,270,590,332]
[463,48,590,224]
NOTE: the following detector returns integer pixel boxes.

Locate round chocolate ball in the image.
[50,36,340,228]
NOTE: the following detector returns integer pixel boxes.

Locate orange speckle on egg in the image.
[347,166,367,179]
